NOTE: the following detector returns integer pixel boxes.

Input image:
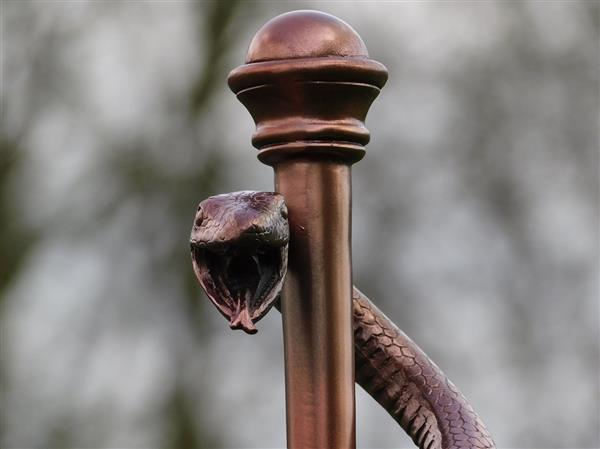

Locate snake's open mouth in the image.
[191,245,286,334]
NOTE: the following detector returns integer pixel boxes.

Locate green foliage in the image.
[0,137,37,295]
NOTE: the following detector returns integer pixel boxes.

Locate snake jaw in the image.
[191,245,287,334]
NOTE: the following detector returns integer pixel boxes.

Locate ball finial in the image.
[246,10,369,63]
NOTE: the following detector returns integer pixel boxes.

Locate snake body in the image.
[353,288,494,448]
[190,191,495,449]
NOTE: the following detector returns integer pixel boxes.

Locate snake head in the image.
[190,191,289,334]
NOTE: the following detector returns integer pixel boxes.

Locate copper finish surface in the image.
[190,187,494,449]
[190,192,289,334]
[192,9,496,448]
[228,10,387,449]
[228,19,387,164]
[275,161,355,449]
[189,191,498,448]
[245,10,369,63]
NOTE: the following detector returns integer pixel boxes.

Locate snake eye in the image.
[281,208,288,220]
[195,216,203,227]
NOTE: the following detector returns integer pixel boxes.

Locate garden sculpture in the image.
[190,10,495,449]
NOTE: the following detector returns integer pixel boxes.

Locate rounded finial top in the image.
[246,10,369,63]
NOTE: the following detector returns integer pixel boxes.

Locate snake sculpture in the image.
[190,190,495,449]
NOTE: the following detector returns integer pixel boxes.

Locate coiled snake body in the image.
[190,191,495,449]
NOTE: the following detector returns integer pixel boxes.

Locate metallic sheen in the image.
[227,10,389,449]
[245,10,369,63]
[275,162,355,449]
[213,9,496,449]
[189,192,497,448]
[190,192,289,334]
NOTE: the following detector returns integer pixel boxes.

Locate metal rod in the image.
[228,10,387,448]
[275,161,354,448]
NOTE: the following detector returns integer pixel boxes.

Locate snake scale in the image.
[190,191,495,449]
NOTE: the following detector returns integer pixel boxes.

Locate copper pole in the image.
[228,11,387,448]
[274,161,354,448]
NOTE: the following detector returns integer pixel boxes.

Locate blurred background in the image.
[1,1,598,448]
